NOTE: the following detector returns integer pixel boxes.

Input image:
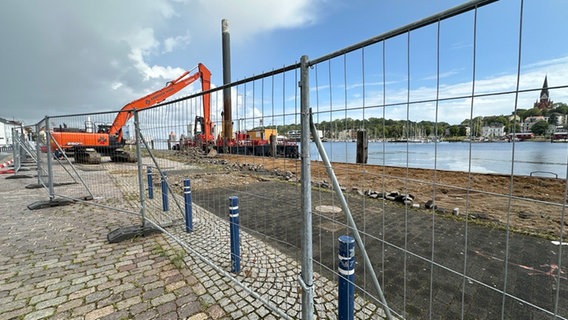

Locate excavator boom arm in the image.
[108,63,211,138]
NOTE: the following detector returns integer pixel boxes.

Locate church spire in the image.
[534,76,552,110]
[540,75,549,102]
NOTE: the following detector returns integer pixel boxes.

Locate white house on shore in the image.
[481,123,506,139]
[521,115,548,133]
[0,117,22,147]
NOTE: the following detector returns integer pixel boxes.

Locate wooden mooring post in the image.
[356,130,368,164]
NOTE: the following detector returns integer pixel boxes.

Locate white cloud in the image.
[312,54,568,125]
[163,32,192,53]
[194,0,320,38]
[111,82,123,90]
[124,28,160,57]
[0,0,320,125]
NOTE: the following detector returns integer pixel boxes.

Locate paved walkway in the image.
[99,160,387,319]
[0,168,228,319]
[2,149,567,319]
[0,154,390,319]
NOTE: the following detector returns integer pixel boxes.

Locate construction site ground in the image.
[170,151,568,319]
[210,154,568,240]
[1,150,567,319]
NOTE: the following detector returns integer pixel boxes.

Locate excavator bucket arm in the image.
[108,63,212,141]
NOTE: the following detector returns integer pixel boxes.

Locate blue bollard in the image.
[338,235,355,320]
[161,171,168,211]
[228,196,240,273]
[184,179,192,232]
[147,166,154,199]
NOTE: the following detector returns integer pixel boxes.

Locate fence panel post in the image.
[11,128,17,168]
[11,128,19,173]
[18,126,26,163]
[300,54,314,319]
[338,235,355,320]
[134,110,147,227]
[229,196,240,273]
[45,117,55,200]
[35,123,42,186]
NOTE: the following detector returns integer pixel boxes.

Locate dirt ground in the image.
[172,150,567,240]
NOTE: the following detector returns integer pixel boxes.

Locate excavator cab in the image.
[194,116,204,136]
[97,124,111,134]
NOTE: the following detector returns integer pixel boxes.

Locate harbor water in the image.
[308,141,568,178]
[87,138,568,179]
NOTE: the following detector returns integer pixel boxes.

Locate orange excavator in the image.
[50,63,211,164]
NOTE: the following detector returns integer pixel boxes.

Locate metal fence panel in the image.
[306,1,567,319]
[26,0,568,319]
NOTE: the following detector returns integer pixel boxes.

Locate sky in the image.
[1,0,568,127]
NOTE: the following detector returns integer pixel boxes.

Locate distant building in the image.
[337,129,357,141]
[533,76,553,110]
[0,117,22,147]
[521,115,548,133]
[287,130,301,141]
[549,112,567,127]
[481,123,505,139]
[515,77,556,133]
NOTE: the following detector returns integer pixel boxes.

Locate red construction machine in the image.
[180,102,299,158]
[50,64,211,164]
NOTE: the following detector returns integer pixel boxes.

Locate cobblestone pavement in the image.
[100,160,388,319]
[3,148,568,319]
[0,167,227,319]
[0,155,390,319]
[26,146,568,319]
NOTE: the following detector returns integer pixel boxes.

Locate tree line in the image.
[272,102,568,139]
